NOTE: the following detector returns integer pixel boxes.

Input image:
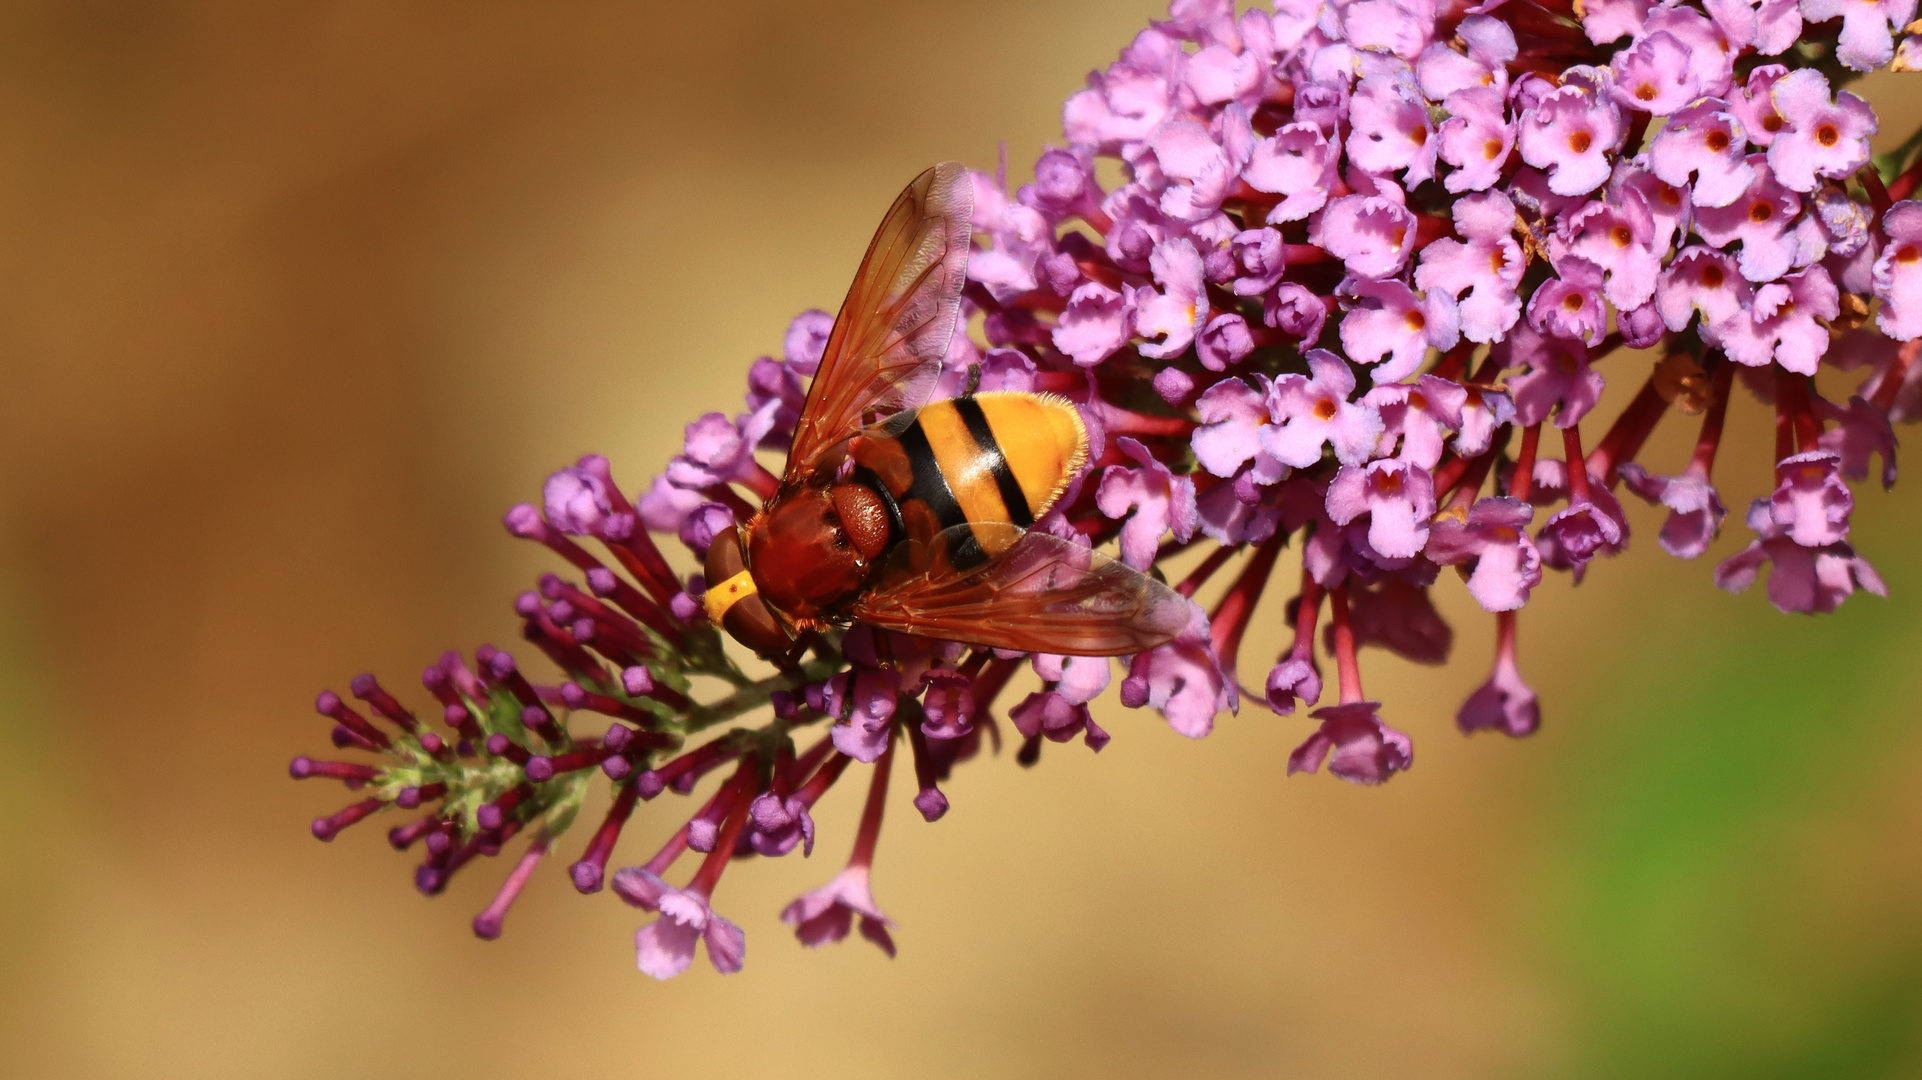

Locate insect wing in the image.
[852,523,1190,656]
[784,161,974,479]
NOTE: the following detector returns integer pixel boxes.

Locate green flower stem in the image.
[680,651,845,736]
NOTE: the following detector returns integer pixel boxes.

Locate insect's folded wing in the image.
[784,162,974,477]
[851,523,1190,657]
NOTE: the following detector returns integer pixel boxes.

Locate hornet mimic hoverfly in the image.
[703,162,1188,661]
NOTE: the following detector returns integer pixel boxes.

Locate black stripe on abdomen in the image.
[952,396,1034,529]
[895,415,987,570]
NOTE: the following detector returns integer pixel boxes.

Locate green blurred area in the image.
[1544,497,1922,1079]
[1,4,1920,1078]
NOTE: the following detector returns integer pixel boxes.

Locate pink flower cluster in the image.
[945,0,1919,771]
[290,0,1922,979]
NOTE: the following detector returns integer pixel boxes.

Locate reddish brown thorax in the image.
[742,486,871,624]
[705,448,897,657]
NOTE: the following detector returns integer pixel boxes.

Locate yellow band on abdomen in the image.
[915,399,1016,536]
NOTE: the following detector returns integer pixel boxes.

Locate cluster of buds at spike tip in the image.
[294,0,1922,978]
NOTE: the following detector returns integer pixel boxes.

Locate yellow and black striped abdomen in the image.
[850,391,1087,568]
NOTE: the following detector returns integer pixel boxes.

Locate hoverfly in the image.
[703,162,1187,661]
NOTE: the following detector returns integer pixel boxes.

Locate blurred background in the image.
[3,2,1921,1077]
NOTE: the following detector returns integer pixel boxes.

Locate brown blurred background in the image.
[4,3,1922,1078]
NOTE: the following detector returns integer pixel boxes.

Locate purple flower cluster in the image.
[291,0,1922,978]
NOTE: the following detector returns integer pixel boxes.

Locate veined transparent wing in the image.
[784,162,974,479]
[852,523,1189,656]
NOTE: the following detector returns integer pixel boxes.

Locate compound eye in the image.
[704,524,746,585]
[722,593,793,657]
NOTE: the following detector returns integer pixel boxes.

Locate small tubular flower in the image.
[1690,156,1806,283]
[1436,87,1515,193]
[1554,197,1661,310]
[1457,611,1540,737]
[1648,100,1754,208]
[1426,497,1543,611]
[1718,267,1838,374]
[1874,202,1922,340]
[1097,436,1199,569]
[1262,350,1385,468]
[1766,70,1876,193]
[1134,238,1210,359]
[1620,465,1729,559]
[1415,190,1524,342]
[1311,193,1418,278]
[1244,122,1338,222]
[1517,75,1623,197]
[1338,276,1460,383]
[1347,74,1437,185]
[1799,0,1916,71]
[1287,702,1414,785]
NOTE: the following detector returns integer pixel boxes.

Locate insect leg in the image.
[774,638,810,677]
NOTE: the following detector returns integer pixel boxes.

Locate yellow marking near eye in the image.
[704,569,760,627]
